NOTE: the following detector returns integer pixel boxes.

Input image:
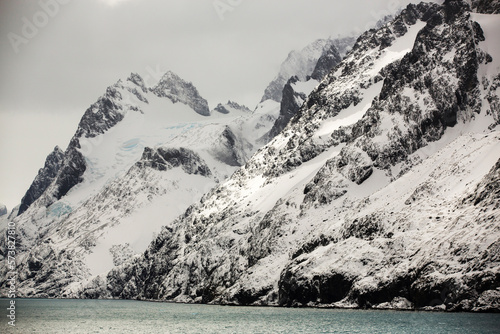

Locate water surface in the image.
[2,298,499,333]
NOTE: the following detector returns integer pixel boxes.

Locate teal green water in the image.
[1,298,499,333]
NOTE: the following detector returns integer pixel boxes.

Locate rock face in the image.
[150,71,210,116]
[18,147,64,215]
[136,147,212,176]
[16,71,214,217]
[264,76,310,141]
[4,0,500,313]
[310,43,342,81]
[70,0,500,312]
[472,0,500,14]
[0,204,6,217]
[260,36,355,103]
[214,101,251,115]
[1,68,280,298]
[16,83,131,216]
[261,36,355,143]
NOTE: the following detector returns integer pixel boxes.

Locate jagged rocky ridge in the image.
[72,0,500,311]
[310,43,342,81]
[472,0,500,14]
[214,101,251,115]
[261,37,353,143]
[3,26,360,295]
[260,36,355,103]
[18,147,64,215]
[150,71,210,116]
[16,71,214,217]
[264,76,310,141]
[0,68,282,295]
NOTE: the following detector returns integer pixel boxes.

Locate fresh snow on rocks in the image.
[0,70,279,297]
[69,1,500,312]
[2,0,499,313]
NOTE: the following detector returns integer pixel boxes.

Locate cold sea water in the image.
[2,298,499,333]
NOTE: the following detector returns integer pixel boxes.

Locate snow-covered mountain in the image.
[259,36,356,143]
[63,0,500,312]
[0,70,281,296]
[3,0,499,313]
[2,26,357,296]
[260,36,355,104]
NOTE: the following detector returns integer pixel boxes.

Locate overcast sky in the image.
[0,0,424,210]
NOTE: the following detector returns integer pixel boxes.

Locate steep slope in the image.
[263,76,320,141]
[149,71,210,116]
[16,71,212,220]
[0,72,280,297]
[260,36,356,144]
[0,203,6,217]
[18,147,64,215]
[80,0,500,311]
[10,72,210,250]
[472,0,500,14]
[260,36,355,103]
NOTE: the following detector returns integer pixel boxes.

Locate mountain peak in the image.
[260,36,355,103]
[214,101,251,114]
[127,73,147,92]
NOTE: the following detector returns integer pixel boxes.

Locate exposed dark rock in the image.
[291,234,337,260]
[18,146,64,215]
[150,71,210,116]
[463,158,500,208]
[127,72,148,92]
[51,146,87,202]
[136,147,212,176]
[264,76,307,141]
[211,127,248,167]
[472,0,500,14]
[214,104,230,114]
[74,86,125,139]
[233,286,272,306]
[310,43,342,81]
[278,268,354,306]
[214,101,251,114]
[342,214,384,241]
